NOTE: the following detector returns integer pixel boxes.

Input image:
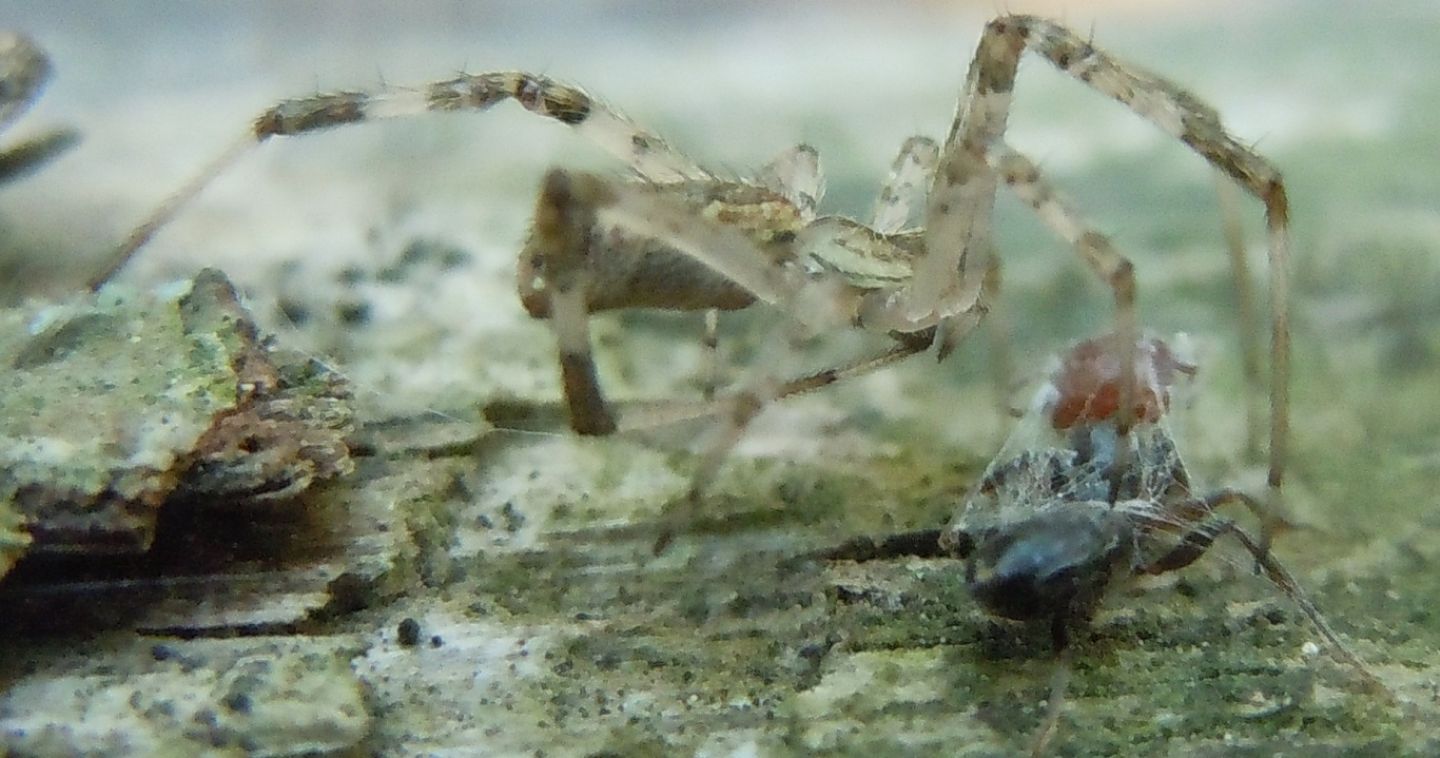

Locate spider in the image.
[89,15,1293,547]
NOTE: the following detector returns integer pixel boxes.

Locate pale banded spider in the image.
[91,16,1295,550]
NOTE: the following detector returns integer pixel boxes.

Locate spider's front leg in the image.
[89,71,715,290]
[885,13,1296,475]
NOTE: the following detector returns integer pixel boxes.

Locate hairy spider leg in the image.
[910,15,1290,503]
[89,71,713,290]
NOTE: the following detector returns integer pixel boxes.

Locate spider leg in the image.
[866,17,1021,342]
[0,127,79,184]
[1217,176,1265,460]
[980,253,1016,418]
[90,71,713,289]
[524,169,617,435]
[522,167,815,435]
[897,14,1289,503]
[700,309,722,402]
[987,14,1291,507]
[484,333,931,437]
[652,373,771,554]
[651,332,933,554]
[871,136,939,234]
[985,141,1140,435]
[1132,497,1385,695]
[526,165,908,440]
[590,143,824,416]
[585,183,805,311]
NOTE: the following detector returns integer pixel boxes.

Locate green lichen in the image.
[0,288,232,498]
[6,4,1440,755]
[0,277,251,570]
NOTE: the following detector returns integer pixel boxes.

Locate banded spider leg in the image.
[87,17,1292,558]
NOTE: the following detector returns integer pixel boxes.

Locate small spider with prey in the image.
[82,13,1391,749]
[91,17,1293,534]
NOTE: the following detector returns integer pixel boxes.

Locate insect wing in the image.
[952,375,1196,542]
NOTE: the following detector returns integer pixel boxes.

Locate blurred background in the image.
[2,3,1439,753]
[0,0,1436,535]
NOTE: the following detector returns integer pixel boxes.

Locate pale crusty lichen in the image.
[0,269,351,579]
[0,636,369,755]
[0,274,240,569]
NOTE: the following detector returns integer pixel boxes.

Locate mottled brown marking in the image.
[728,391,764,426]
[976,18,1025,95]
[513,74,591,125]
[254,94,367,138]
[560,351,616,435]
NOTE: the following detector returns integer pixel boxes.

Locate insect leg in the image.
[801,528,949,564]
[1136,504,1385,695]
[1030,639,1073,758]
